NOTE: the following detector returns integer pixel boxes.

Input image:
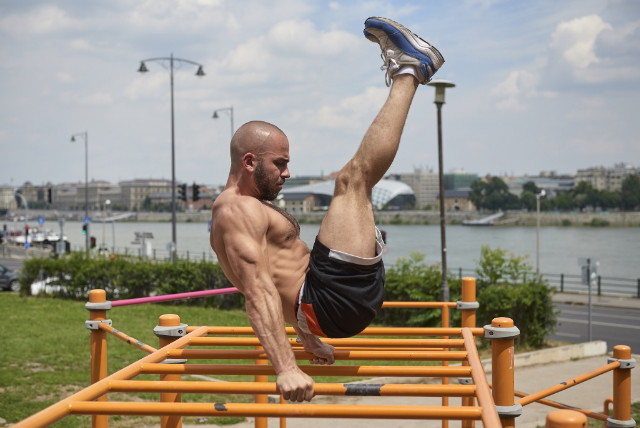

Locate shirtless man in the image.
[210,17,444,402]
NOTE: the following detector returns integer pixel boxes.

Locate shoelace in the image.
[380,49,400,87]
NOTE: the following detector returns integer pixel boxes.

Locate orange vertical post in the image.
[545,409,587,427]
[608,345,636,427]
[86,289,111,428]
[255,346,269,428]
[459,277,479,428]
[486,317,521,428]
[441,304,450,428]
[154,314,188,428]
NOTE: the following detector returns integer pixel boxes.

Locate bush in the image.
[379,246,557,349]
[19,254,244,309]
[587,218,610,227]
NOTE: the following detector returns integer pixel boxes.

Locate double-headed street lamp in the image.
[71,131,90,256]
[137,54,205,261]
[426,79,456,303]
[213,106,235,140]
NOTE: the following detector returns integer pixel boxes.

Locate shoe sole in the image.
[364,17,444,79]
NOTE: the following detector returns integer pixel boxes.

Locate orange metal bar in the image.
[254,345,268,428]
[67,401,484,420]
[516,362,619,406]
[490,317,517,428]
[99,322,157,354]
[461,277,478,428]
[186,326,484,336]
[166,349,468,361]
[157,314,183,428]
[612,345,632,423]
[106,380,477,397]
[138,363,473,378]
[462,328,502,428]
[507,388,608,421]
[187,337,466,348]
[545,409,588,427]
[441,304,450,428]
[88,289,109,428]
[382,301,457,308]
[14,326,209,428]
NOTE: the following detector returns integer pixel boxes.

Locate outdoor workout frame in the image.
[14,277,635,428]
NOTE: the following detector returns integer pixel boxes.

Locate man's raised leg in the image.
[317,17,444,258]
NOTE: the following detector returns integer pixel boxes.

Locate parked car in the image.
[0,263,20,292]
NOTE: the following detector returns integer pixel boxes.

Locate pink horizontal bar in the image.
[111,287,240,307]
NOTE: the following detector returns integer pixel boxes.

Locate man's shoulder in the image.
[213,192,267,224]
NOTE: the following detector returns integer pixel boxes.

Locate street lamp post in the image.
[427,79,456,303]
[71,131,90,256]
[213,106,235,140]
[536,189,546,278]
[137,54,205,262]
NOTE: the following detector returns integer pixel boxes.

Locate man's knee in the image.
[334,160,372,196]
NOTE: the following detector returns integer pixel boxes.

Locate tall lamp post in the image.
[137,54,205,261]
[427,79,456,303]
[536,189,546,278]
[71,131,90,256]
[213,106,235,140]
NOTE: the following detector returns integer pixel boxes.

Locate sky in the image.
[1,0,639,189]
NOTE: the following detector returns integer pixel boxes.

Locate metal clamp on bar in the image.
[85,319,112,330]
[458,377,473,385]
[160,358,188,364]
[607,357,636,369]
[456,300,479,310]
[484,324,520,339]
[606,417,636,428]
[85,301,112,311]
[495,403,523,418]
[153,323,188,338]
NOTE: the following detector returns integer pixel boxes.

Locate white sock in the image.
[393,65,418,80]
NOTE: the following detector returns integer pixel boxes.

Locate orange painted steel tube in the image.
[516,361,619,406]
[612,345,632,422]
[441,304,451,428]
[382,301,457,308]
[186,325,484,337]
[254,345,268,428]
[187,337,466,348]
[507,388,608,421]
[167,349,469,361]
[99,322,157,354]
[88,289,109,428]
[106,380,477,397]
[490,317,517,428]
[139,363,473,378]
[14,326,210,428]
[158,314,183,428]
[67,401,484,420]
[461,277,478,428]
[462,328,502,428]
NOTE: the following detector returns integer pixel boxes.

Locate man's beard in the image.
[254,160,282,201]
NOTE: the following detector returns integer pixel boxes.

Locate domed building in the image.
[279,178,416,213]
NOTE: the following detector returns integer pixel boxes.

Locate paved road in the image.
[549,303,640,352]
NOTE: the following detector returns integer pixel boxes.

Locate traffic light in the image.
[47,187,53,204]
[192,183,200,201]
[82,224,88,235]
[24,225,30,237]
[90,236,97,248]
[178,183,187,202]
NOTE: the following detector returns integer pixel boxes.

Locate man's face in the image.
[253,136,290,201]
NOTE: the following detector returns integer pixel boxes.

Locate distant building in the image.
[386,169,438,209]
[436,189,476,212]
[279,179,416,213]
[444,171,479,190]
[119,179,172,210]
[576,163,638,192]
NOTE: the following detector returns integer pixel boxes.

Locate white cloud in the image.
[550,14,612,70]
[0,4,74,36]
[491,70,555,110]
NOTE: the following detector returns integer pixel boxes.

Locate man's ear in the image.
[242,153,257,171]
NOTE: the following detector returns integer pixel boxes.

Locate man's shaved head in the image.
[230,121,287,169]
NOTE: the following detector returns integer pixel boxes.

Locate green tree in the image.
[469,177,519,211]
[621,174,640,210]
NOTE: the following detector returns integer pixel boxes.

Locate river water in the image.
[56,221,639,280]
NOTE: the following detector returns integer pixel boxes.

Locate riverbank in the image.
[8,209,640,227]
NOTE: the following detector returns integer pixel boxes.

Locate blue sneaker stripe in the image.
[364,19,434,71]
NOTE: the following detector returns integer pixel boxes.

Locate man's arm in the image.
[215,198,314,402]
